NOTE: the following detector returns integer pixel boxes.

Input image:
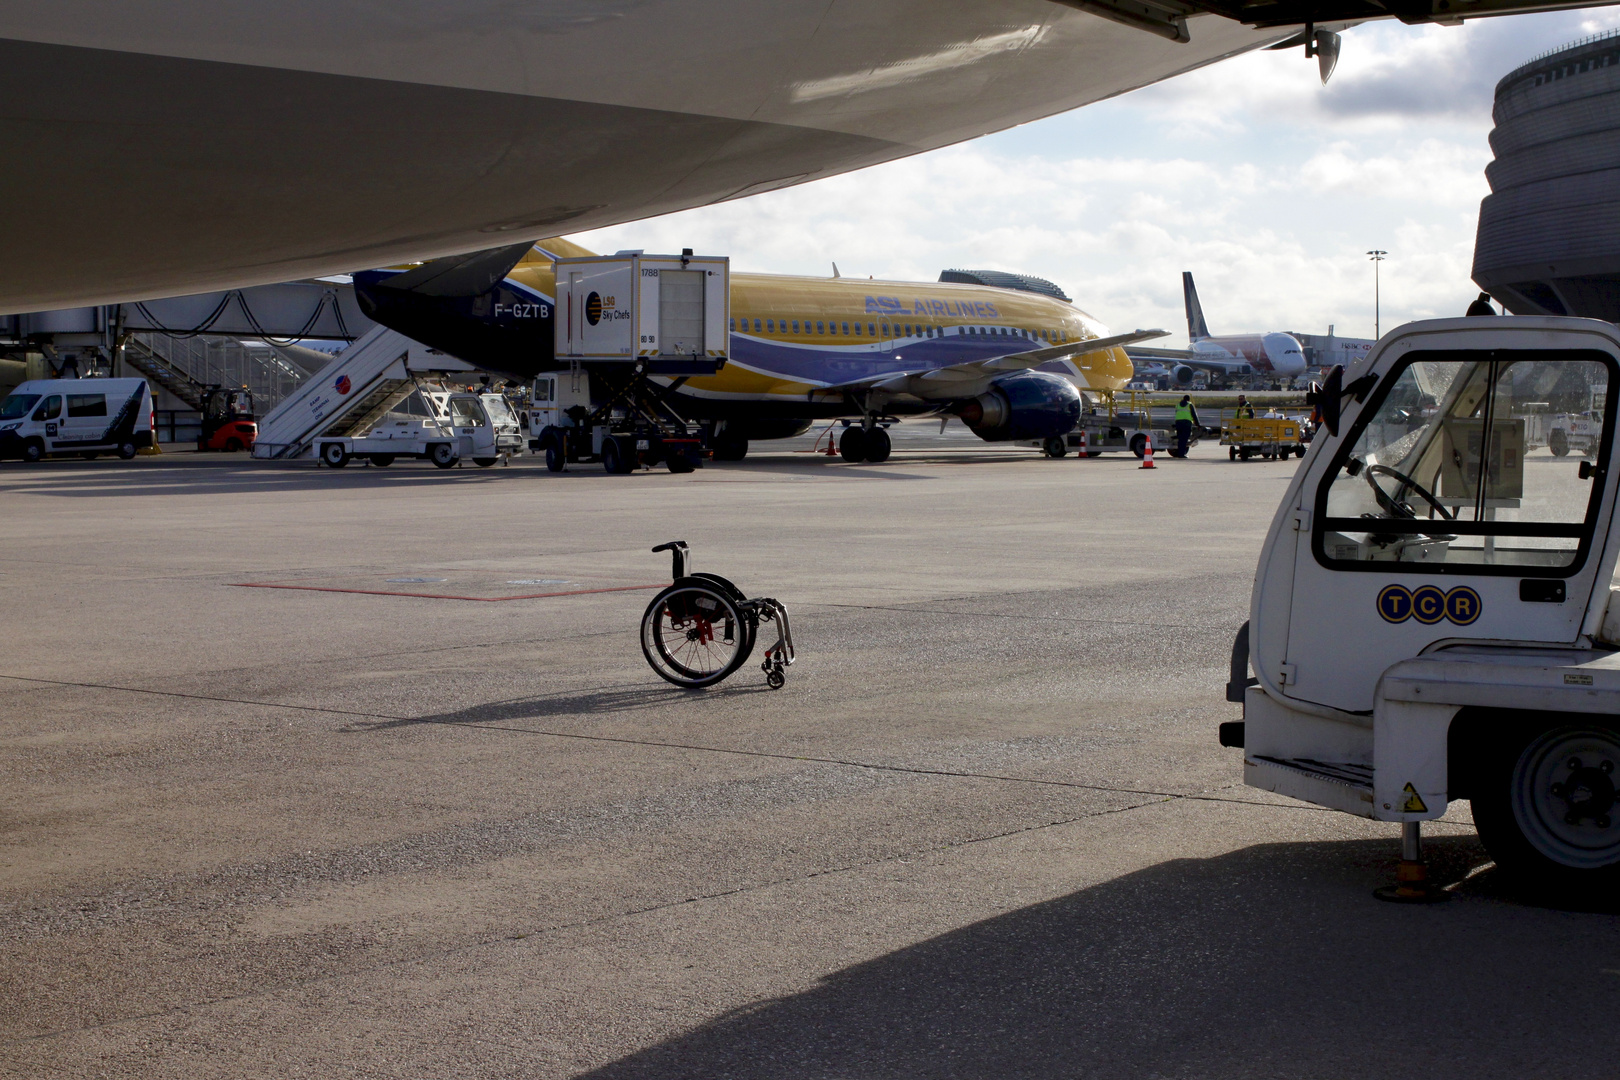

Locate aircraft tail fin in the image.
[1183,272,1211,342]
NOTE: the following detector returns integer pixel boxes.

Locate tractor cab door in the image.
[1258,321,1620,715]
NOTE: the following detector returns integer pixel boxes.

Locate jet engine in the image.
[1168,364,1198,388]
[955,370,1082,442]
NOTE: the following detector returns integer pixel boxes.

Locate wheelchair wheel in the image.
[641,582,756,688]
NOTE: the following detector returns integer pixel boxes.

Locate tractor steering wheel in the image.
[1365,463,1453,521]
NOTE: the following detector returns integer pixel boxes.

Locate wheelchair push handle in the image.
[651,540,690,579]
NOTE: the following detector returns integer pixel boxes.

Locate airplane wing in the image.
[815,329,1169,401]
[1127,346,1253,376]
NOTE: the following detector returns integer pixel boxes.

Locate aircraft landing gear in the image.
[838,421,892,463]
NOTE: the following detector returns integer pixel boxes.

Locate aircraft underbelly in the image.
[0,7,1292,311]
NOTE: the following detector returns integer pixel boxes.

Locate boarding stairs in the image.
[121,335,208,411]
[250,326,474,460]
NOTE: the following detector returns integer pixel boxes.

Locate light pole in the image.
[1367,250,1387,338]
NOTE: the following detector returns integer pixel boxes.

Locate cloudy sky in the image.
[577,9,1620,348]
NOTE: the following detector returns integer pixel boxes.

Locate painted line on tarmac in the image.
[227,582,663,602]
[0,672,1187,801]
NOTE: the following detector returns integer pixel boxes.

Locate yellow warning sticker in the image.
[1401,783,1428,814]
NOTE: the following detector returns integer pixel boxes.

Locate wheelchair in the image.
[640,541,795,689]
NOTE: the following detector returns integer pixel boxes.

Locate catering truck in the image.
[1225,317,1620,894]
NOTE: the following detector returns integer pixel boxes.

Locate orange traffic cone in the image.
[823,425,840,457]
[1139,433,1155,469]
[1077,429,1088,458]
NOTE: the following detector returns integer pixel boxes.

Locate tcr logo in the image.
[1377,584,1482,626]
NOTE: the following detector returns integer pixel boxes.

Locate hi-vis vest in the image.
[1175,402,1194,422]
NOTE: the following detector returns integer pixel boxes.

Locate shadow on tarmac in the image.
[345,682,777,731]
[580,834,1620,1080]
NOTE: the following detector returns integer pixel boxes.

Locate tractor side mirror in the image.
[1307,366,1343,437]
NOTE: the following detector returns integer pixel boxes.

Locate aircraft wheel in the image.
[1474,718,1620,890]
[430,443,457,469]
[1043,436,1068,459]
[117,441,138,460]
[370,455,394,467]
[839,426,867,462]
[865,427,892,463]
[321,442,350,468]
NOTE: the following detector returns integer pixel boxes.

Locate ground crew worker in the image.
[1234,394,1254,419]
[1174,395,1199,457]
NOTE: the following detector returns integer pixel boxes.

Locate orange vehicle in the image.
[198,387,256,451]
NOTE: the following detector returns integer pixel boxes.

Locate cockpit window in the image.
[1316,350,1615,575]
[0,394,40,420]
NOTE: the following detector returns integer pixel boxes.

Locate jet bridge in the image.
[251,326,475,460]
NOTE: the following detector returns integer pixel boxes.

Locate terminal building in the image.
[1474,32,1620,320]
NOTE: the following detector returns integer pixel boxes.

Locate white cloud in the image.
[574,12,1620,347]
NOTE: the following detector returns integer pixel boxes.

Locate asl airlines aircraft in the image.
[354,240,1161,459]
[0,0,1578,313]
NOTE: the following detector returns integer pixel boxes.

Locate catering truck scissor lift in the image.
[532,250,728,474]
[1226,316,1620,893]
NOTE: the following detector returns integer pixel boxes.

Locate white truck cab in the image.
[0,378,154,462]
[1232,316,1620,887]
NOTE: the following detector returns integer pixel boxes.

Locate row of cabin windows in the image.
[728,317,1069,343]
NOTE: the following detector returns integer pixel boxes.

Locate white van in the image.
[0,378,155,462]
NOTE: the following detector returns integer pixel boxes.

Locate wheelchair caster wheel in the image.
[764,660,786,690]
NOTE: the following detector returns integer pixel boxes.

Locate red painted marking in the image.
[229,582,664,602]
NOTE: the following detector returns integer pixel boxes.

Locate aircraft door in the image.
[1282,349,1618,713]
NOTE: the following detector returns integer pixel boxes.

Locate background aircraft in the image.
[2,0,1572,314]
[1128,272,1347,387]
[354,240,1163,460]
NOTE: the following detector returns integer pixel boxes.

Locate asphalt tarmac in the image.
[3,428,1616,1078]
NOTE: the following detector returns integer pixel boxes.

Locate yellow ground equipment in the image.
[1220,411,1308,460]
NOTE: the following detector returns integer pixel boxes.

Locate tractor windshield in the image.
[1318,350,1614,572]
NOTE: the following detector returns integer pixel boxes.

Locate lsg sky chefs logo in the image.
[584,293,622,326]
[1377,583,1482,626]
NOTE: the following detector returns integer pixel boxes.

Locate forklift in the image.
[197,386,257,452]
